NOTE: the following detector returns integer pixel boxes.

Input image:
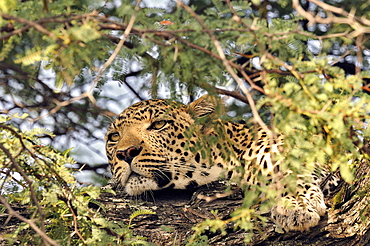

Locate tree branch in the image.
[293,0,370,38]
[177,1,272,138]
[0,195,60,246]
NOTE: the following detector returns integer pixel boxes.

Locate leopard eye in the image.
[107,132,120,142]
[148,120,167,130]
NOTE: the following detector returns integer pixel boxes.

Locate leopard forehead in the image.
[111,99,187,128]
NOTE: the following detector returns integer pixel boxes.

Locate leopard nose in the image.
[116,146,142,164]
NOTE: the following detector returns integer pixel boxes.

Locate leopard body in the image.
[105,96,339,232]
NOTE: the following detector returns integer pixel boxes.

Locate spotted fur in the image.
[105,96,339,232]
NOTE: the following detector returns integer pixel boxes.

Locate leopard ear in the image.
[187,95,217,118]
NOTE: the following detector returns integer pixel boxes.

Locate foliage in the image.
[1,0,370,244]
[0,114,153,245]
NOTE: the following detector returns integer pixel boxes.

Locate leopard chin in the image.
[124,174,160,196]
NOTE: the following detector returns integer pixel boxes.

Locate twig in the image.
[0,195,60,246]
[265,53,318,102]
[177,1,272,138]
[355,34,364,74]
[33,1,141,121]
[1,13,57,40]
[119,73,144,101]
[293,0,370,38]
[98,10,265,94]
[0,25,31,40]
[309,0,370,26]
[89,1,140,92]
[0,136,47,234]
[214,87,249,104]
[87,1,141,102]
[0,132,58,245]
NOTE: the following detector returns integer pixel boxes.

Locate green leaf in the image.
[339,161,354,183]
[129,209,156,226]
[69,22,101,43]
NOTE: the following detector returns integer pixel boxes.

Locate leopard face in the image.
[105,98,224,195]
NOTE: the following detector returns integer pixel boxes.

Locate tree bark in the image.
[98,160,370,245]
[1,162,368,245]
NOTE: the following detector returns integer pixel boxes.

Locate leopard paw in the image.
[270,205,323,232]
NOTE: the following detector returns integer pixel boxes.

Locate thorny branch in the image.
[0,141,52,245]
[0,124,113,244]
[33,2,140,122]
[177,0,273,138]
[0,0,368,152]
[0,1,368,134]
[0,4,143,242]
[0,127,48,231]
[293,0,370,38]
[0,11,102,41]
[0,195,60,246]
[4,0,368,114]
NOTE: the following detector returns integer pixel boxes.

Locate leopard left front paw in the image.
[270,205,323,232]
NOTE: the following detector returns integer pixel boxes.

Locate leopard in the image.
[105,95,340,232]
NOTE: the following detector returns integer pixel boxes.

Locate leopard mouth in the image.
[127,167,173,189]
[117,153,175,195]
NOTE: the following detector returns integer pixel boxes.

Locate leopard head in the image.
[105,96,224,195]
